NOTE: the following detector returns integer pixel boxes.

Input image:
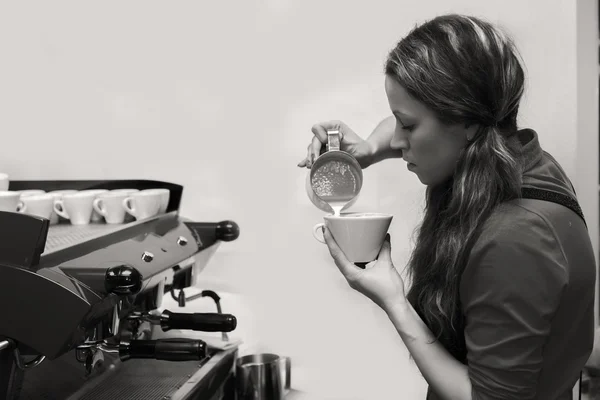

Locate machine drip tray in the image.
[70,358,210,400]
[15,346,237,400]
[64,346,238,400]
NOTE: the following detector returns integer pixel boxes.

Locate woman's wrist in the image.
[363,116,402,168]
[383,296,411,318]
[360,139,377,169]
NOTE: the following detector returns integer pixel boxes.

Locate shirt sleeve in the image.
[460,222,568,400]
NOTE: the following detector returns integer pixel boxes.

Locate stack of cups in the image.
[0,174,171,227]
[55,188,170,225]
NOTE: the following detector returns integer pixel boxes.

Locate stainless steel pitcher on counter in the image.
[235,353,291,400]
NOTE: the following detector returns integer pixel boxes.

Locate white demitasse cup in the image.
[80,189,109,222]
[111,189,139,195]
[48,190,78,224]
[0,173,9,191]
[93,191,130,224]
[111,189,139,222]
[49,189,79,196]
[140,188,170,214]
[18,189,46,197]
[0,191,26,213]
[21,193,55,220]
[312,212,393,263]
[123,191,161,221]
[53,191,97,225]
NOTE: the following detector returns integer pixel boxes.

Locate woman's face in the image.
[384,75,476,186]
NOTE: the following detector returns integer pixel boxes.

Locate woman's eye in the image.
[395,116,414,131]
[399,122,414,131]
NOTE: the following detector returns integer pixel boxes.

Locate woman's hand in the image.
[322,227,407,312]
[297,121,374,169]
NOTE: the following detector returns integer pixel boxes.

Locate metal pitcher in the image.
[235,353,291,400]
[305,129,363,214]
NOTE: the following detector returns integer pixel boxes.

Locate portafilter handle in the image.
[160,310,237,332]
[119,338,206,362]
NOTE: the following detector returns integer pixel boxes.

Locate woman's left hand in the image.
[323,227,407,312]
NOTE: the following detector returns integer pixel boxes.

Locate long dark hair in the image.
[385,14,526,361]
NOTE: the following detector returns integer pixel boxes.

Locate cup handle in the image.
[53,200,69,219]
[93,198,106,216]
[123,197,136,217]
[312,223,326,244]
[16,201,26,213]
[282,356,291,390]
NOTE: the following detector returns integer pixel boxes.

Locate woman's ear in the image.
[464,123,480,142]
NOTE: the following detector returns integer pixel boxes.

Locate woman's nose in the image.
[390,132,407,150]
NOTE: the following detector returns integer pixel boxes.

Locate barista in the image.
[298,14,596,400]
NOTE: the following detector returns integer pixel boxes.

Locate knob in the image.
[176,236,188,246]
[216,220,240,242]
[105,264,143,296]
[141,251,154,262]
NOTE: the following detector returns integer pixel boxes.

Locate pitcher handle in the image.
[327,129,340,152]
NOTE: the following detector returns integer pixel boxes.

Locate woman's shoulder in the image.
[473,200,563,250]
[473,195,585,255]
[461,200,571,293]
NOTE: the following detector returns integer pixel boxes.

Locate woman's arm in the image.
[365,116,403,167]
[386,301,472,400]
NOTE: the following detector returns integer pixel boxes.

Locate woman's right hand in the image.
[297,121,373,169]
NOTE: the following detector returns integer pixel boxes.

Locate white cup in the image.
[48,190,78,224]
[93,192,130,224]
[48,189,78,198]
[80,189,109,222]
[53,191,97,225]
[312,212,393,263]
[0,191,26,213]
[123,191,162,221]
[140,188,170,214]
[111,189,139,194]
[49,190,79,196]
[18,189,46,197]
[21,193,55,220]
[0,173,9,191]
[111,189,139,222]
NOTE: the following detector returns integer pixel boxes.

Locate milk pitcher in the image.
[305,129,363,215]
[235,353,291,400]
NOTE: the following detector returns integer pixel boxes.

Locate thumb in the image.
[377,233,392,263]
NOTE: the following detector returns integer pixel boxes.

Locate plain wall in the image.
[0,0,597,398]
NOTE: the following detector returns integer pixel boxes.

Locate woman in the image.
[298,14,596,400]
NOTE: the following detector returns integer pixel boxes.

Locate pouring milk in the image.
[306,130,363,215]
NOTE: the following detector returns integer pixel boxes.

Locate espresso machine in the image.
[0,179,241,400]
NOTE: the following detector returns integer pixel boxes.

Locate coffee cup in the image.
[80,189,109,222]
[48,190,78,224]
[0,191,26,213]
[0,173,9,191]
[123,191,161,221]
[140,188,170,214]
[111,189,139,195]
[49,189,78,196]
[53,191,97,225]
[18,189,46,197]
[93,192,130,224]
[312,212,393,263]
[21,193,55,220]
[111,189,139,222]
